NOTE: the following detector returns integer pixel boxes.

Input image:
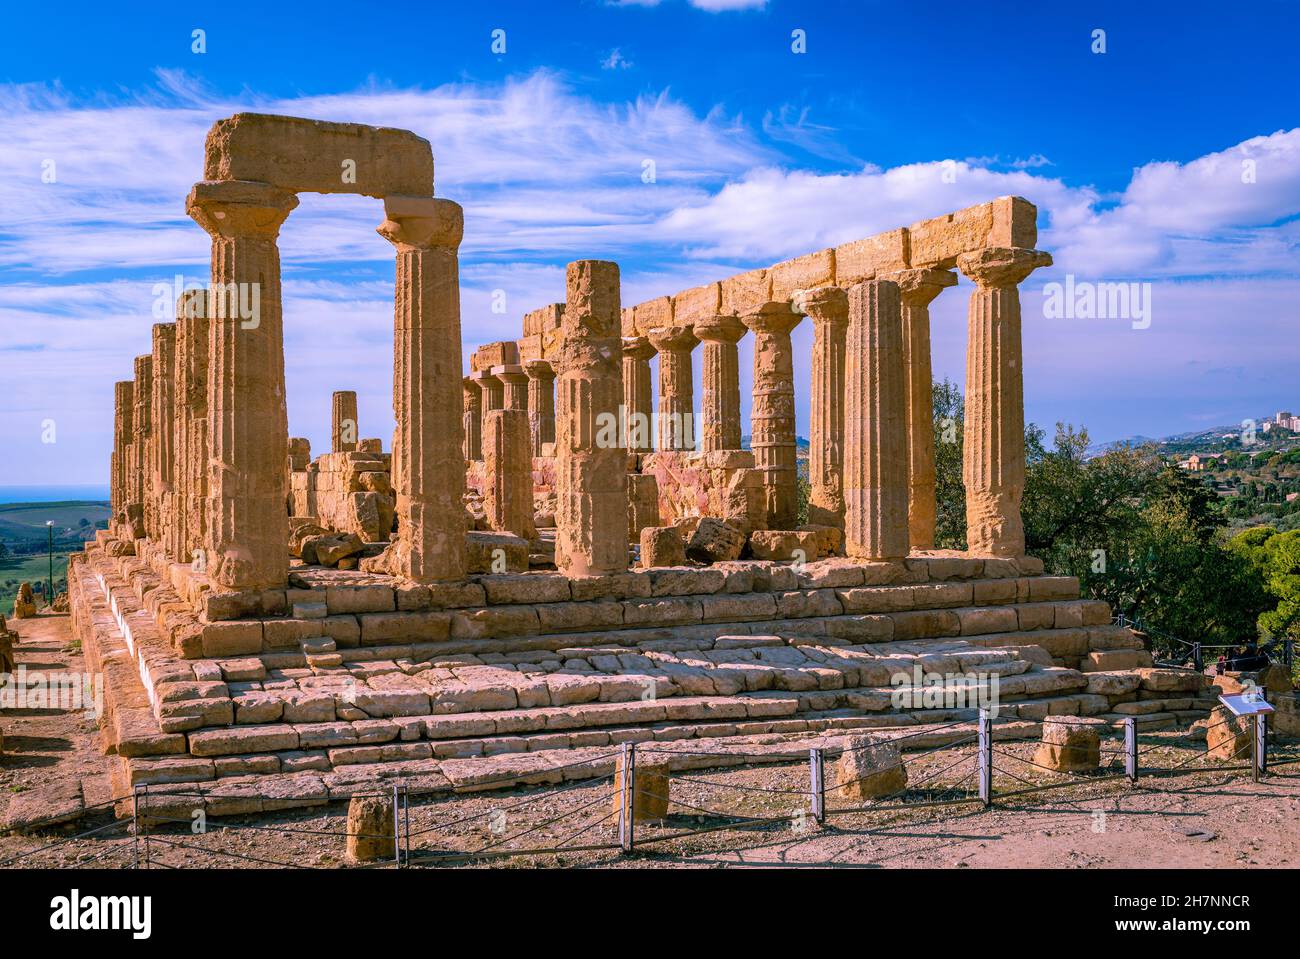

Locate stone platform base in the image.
[68,538,1216,818]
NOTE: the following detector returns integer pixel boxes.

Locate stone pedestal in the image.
[555,260,628,576]
[612,753,671,822]
[331,390,359,453]
[741,303,801,530]
[647,326,698,452]
[693,314,745,453]
[621,336,655,453]
[523,359,556,457]
[1034,716,1104,771]
[844,280,908,561]
[150,323,177,553]
[796,286,848,531]
[835,737,907,800]
[377,195,469,583]
[345,794,395,863]
[187,179,298,590]
[484,408,536,540]
[462,376,483,462]
[956,248,1052,558]
[893,269,956,551]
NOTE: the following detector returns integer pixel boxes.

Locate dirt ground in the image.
[4,612,1299,870]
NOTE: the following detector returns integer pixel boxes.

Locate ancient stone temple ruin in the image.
[69,113,1211,817]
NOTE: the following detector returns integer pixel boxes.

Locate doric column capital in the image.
[890,268,958,307]
[463,374,482,395]
[692,314,747,344]
[792,286,848,326]
[186,179,298,238]
[376,195,464,252]
[646,325,699,353]
[740,302,802,337]
[471,368,500,391]
[957,247,1052,290]
[621,335,656,361]
[492,363,529,387]
[523,358,555,382]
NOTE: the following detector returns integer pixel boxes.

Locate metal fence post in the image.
[618,742,635,854]
[1192,642,1202,671]
[1254,692,1268,782]
[141,784,150,869]
[391,785,402,868]
[809,748,825,826]
[1124,717,1138,783]
[132,785,141,868]
[978,708,992,807]
[402,786,411,869]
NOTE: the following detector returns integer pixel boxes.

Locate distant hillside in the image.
[0,500,110,550]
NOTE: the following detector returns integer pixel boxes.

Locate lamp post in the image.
[46,520,54,606]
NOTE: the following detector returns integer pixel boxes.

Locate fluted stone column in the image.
[484,408,536,540]
[377,195,469,583]
[187,180,297,590]
[132,354,153,538]
[621,336,655,453]
[174,291,210,564]
[894,268,957,551]
[112,381,133,534]
[647,326,698,452]
[463,376,483,462]
[555,260,627,576]
[332,390,359,453]
[150,323,177,553]
[844,280,908,561]
[956,248,1052,558]
[474,369,504,412]
[523,359,556,456]
[496,364,529,412]
[795,286,849,530]
[693,314,745,452]
[742,303,801,530]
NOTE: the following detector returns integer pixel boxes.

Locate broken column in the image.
[895,268,957,551]
[150,323,177,553]
[555,260,628,576]
[187,179,298,590]
[693,314,745,452]
[462,376,483,462]
[796,286,849,529]
[956,248,1052,557]
[331,390,359,453]
[173,291,210,566]
[524,359,556,456]
[741,303,801,530]
[621,335,655,454]
[843,280,909,561]
[647,325,698,452]
[377,195,469,582]
[484,408,536,540]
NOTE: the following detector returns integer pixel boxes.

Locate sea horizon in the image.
[0,484,110,505]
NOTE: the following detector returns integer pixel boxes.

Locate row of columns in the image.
[464,360,556,460]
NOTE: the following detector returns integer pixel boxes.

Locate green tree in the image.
[932,378,966,550]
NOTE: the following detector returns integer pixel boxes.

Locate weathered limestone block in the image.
[835,737,907,800]
[204,113,433,198]
[748,530,820,563]
[1033,716,1104,771]
[612,753,671,822]
[12,583,37,619]
[1206,706,1254,761]
[346,794,396,862]
[465,531,530,574]
[640,526,686,568]
[484,408,536,540]
[685,517,746,564]
[843,280,908,561]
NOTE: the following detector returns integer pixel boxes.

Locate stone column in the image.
[741,303,801,529]
[795,286,849,530]
[377,195,469,583]
[187,180,298,591]
[132,354,153,538]
[621,336,655,453]
[150,323,177,554]
[693,314,745,452]
[646,326,698,452]
[496,364,529,412]
[956,248,1052,557]
[474,369,504,412]
[332,390,359,453]
[894,268,957,551]
[462,376,483,462]
[112,381,134,533]
[844,280,908,561]
[174,291,210,566]
[484,408,536,540]
[523,359,556,456]
[555,260,627,576]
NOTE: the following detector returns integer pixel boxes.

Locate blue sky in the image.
[2,0,1298,485]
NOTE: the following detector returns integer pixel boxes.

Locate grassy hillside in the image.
[0,500,107,616]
